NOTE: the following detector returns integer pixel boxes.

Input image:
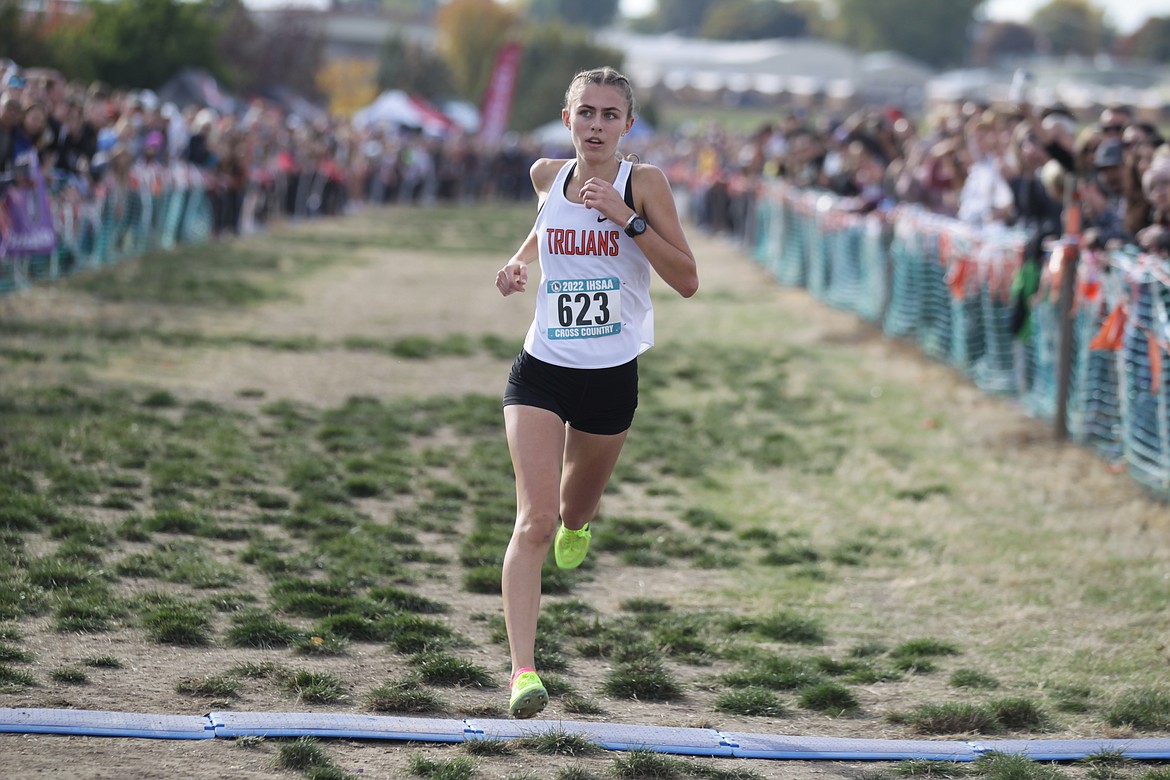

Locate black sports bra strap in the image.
[562,162,575,198]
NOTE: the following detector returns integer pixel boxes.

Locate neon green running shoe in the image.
[553,523,591,570]
[508,671,548,719]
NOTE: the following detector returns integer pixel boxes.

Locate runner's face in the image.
[564,84,631,160]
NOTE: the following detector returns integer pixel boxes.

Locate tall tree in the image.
[524,0,620,29]
[0,0,58,69]
[829,0,981,68]
[699,0,811,40]
[1115,16,1170,62]
[378,34,454,99]
[636,0,716,35]
[435,0,521,104]
[1029,0,1113,57]
[970,21,1040,67]
[209,0,260,92]
[243,10,326,101]
[49,0,224,88]
[509,21,623,133]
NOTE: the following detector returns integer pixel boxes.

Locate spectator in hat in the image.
[1026,101,1078,173]
[1097,104,1132,138]
[1094,137,1125,179]
[1081,137,1132,249]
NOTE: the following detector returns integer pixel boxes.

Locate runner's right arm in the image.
[497,227,538,296]
[496,158,565,297]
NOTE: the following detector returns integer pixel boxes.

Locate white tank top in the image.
[522,159,654,368]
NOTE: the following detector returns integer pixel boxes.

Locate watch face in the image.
[628,217,646,236]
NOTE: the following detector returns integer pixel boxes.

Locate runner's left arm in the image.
[634,166,699,298]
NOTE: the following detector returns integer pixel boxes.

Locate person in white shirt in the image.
[958,114,1014,226]
[493,66,698,719]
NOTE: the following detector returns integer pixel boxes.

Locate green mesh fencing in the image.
[753,194,772,266]
[822,215,863,312]
[919,236,953,363]
[882,218,927,340]
[805,205,831,302]
[2,166,215,293]
[753,183,1170,502]
[1069,307,1124,461]
[1118,262,1170,498]
[855,215,889,324]
[970,235,1026,397]
[777,191,809,287]
[1020,295,1059,420]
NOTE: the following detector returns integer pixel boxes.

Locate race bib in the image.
[545,277,622,340]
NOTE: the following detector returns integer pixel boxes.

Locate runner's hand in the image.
[579,177,627,224]
[497,262,527,296]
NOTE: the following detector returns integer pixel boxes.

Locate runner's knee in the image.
[512,509,558,547]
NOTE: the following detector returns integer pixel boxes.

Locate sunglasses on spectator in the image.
[1100,124,1126,133]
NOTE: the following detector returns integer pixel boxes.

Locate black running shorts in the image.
[503,350,638,436]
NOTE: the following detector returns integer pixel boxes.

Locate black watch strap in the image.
[624,213,647,238]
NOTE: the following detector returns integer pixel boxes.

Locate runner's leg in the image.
[560,426,628,532]
[502,405,566,674]
[503,409,629,674]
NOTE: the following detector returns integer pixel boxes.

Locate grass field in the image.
[0,202,1168,780]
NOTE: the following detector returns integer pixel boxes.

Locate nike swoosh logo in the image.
[596,215,607,223]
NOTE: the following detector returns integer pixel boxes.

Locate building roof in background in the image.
[609,30,1170,113]
[610,32,936,96]
[928,58,1170,109]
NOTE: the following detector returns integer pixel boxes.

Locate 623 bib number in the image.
[545,277,622,340]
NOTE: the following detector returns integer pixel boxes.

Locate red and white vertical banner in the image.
[478,41,523,147]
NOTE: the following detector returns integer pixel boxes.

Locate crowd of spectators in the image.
[2,56,1169,262]
[0,59,538,240]
[676,93,1170,264]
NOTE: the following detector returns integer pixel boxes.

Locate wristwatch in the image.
[624,213,647,238]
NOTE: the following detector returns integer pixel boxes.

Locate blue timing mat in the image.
[971,739,1170,761]
[721,732,974,761]
[5,708,1170,763]
[467,718,733,756]
[0,708,213,740]
[210,711,469,742]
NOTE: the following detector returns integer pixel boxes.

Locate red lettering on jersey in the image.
[601,230,619,256]
[546,228,624,256]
